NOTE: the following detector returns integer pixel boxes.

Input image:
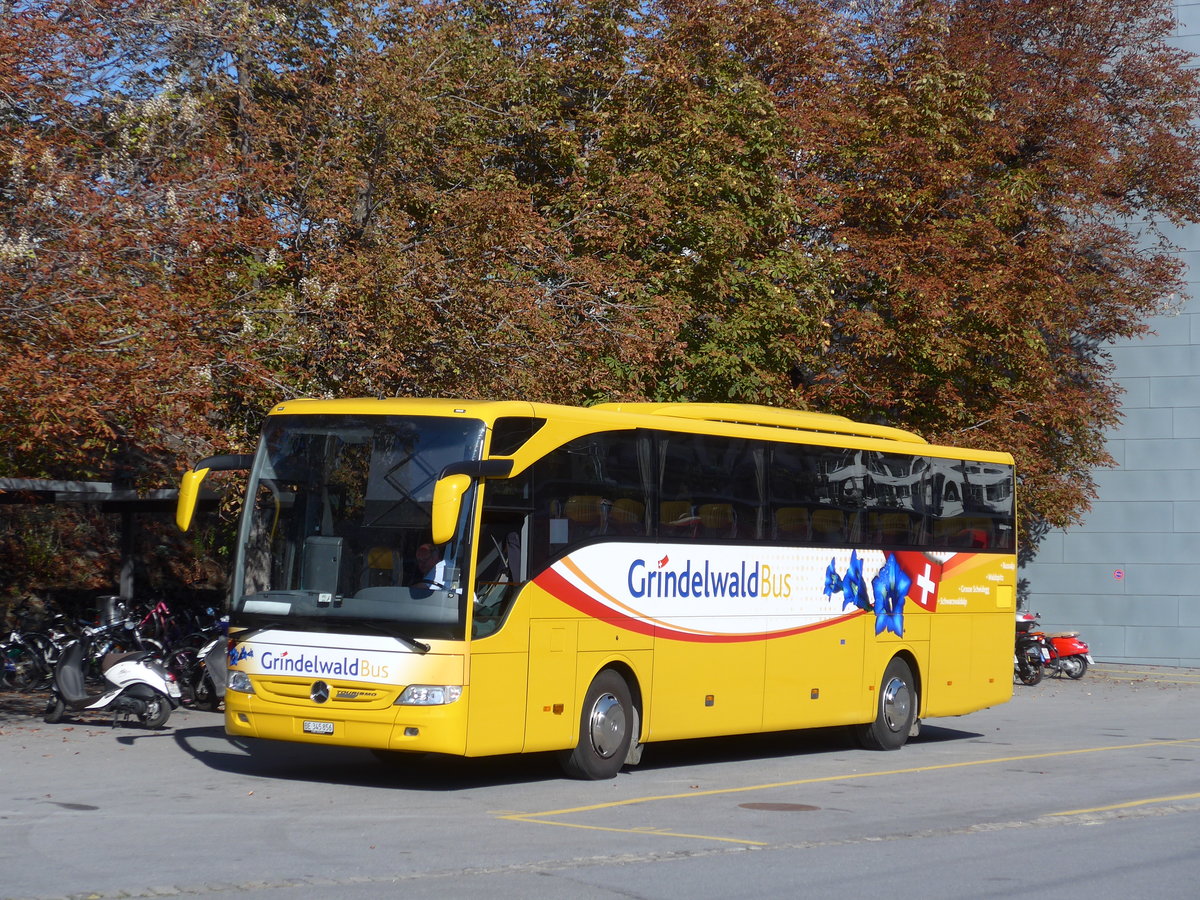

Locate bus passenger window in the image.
[610,498,646,534]
[698,503,736,538]
[564,494,608,538]
[870,512,914,546]
[774,507,810,540]
[810,509,846,543]
[660,500,698,537]
[527,429,650,564]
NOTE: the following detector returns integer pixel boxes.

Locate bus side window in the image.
[774,506,810,540]
[472,513,528,637]
[870,511,915,546]
[526,429,649,574]
[659,500,697,537]
[657,432,763,542]
[810,509,846,543]
[564,494,608,539]
[610,498,646,534]
[698,503,737,538]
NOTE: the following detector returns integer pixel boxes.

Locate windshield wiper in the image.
[231,622,283,644]
[232,606,432,654]
[317,618,431,655]
[352,621,431,655]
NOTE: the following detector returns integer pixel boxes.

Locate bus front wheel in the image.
[560,669,634,780]
[855,657,916,751]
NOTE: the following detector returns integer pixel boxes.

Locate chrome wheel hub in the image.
[588,692,627,759]
[881,676,912,732]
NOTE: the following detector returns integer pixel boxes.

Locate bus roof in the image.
[263,398,1015,463]
[589,402,927,444]
[269,398,921,442]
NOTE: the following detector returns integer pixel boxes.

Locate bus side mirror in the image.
[175,453,254,532]
[176,467,210,532]
[431,474,472,545]
[430,459,513,545]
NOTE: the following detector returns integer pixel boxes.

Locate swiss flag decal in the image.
[893,552,942,612]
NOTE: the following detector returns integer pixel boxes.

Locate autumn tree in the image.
[0,0,292,597]
[234,1,832,405]
[3,0,1200,600]
[705,0,1200,547]
[0,0,288,483]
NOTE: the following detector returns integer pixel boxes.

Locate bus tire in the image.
[560,669,633,780]
[855,657,916,751]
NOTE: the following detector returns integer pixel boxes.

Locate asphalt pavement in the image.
[2,662,1198,900]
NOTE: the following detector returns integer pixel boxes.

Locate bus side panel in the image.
[647,630,765,741]
[926,605,974,716]
[924,558,1016,718]
[578,616,654,654]
[975,584,1016,706]
[523,619,579,751]
[971,609,1014,710]
[865,608,931,722]
[762,616,870,731]
[465,593,536,757]
[464,650,528,756]
[925,612,1013,717]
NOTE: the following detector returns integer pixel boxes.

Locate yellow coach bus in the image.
[176,399,1016,778]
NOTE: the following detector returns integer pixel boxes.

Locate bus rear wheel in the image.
[855,658,916,751]
[560,669,633,780]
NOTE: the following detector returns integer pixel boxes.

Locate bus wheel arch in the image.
[607,660,644,766]
[855,654,919,751]
[894,649,922,721]
[559,666,640,779]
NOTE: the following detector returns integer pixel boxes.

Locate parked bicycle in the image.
[1,600,73,691]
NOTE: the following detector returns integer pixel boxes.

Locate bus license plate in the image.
[303,720,334,735]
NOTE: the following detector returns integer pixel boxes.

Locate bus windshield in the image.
[233,414,485,641]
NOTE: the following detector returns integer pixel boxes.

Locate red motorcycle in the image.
[1017,611,1092,679]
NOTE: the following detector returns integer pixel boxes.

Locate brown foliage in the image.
[2,0,1199,599]
[747,0,1200,531]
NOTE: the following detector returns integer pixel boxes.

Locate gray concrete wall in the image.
[1018,3,1200,665]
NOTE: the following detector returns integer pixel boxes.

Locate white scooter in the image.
[43,623,181,728]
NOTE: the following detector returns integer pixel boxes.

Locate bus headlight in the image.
[228,670,256,694]
[395,685,462,706]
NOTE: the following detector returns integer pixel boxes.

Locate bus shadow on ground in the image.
[170,723,567,789]
[632,722,982,773]
[168,720,983,790]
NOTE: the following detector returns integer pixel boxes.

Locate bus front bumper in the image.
[224,687,470,756]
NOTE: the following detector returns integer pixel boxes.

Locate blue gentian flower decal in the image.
[871,553,909,636]
[841,550,872,612]
[823,558,841,599]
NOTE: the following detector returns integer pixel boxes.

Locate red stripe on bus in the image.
[533,567,865,644]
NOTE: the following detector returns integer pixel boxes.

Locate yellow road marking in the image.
[500,738,1200,843]
[498,816,770,846]
[1094,669,1200,684]
[1050,792,1200,817]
